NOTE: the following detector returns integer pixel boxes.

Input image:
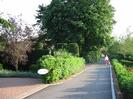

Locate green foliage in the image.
[112,59,133,93]
[55,43,79,56]
[0,39,6,51]
[0,17,14,29]
[109,33,133,60]
[0,17,14,51]
[43,67,62,83]
[54,49,72,58]
[120,60,133,67]
[30,64,40,73]
[38,55,56,70]
[124,54,133,61]
[0,63,3,70]
[67,43,79,56]
[119,34,133,55]
[37,0,115,55]
[108,40,121,55]
[37,51,85,83]
[35,42,44,50]
[86,50,101,63]
[56,43,67,50]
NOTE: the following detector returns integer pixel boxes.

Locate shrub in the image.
[37,55,56,70]
[37,51,85,83]
[42,67,62,83]
[112,59,133,93]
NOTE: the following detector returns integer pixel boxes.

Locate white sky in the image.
[0,0,52,24]
[0,0,133,38]
[111,0,133,38]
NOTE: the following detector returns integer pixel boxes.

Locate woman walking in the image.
[104,55,109,65]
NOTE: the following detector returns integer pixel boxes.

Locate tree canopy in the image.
[36,0,115,55]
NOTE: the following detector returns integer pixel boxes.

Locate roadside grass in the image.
[0,70,41,78]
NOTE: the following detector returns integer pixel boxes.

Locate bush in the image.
[112,59,133,93]
[37,51,85,83]
[37,55,56,70]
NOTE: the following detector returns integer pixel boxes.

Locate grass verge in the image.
[0,70,41,78]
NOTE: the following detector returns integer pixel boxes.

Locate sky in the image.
[0,0,133,38]
[111,0,133,38]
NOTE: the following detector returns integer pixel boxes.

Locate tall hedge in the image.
[37,51,85,83]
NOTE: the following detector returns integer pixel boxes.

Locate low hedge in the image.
[112,59,133,94]
[37,51,85,83]
[0,70,40,78]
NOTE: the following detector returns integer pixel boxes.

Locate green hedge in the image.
[37,51,85,83]
[112,59,133,94]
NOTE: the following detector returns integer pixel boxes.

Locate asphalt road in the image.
[25,64,112,99]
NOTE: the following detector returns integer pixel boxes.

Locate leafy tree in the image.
[108,40,121,54]
[0,17,35,71]
[36,0,115,56]
[108,32,133,60]
[119,33,133,55]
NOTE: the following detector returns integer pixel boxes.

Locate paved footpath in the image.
[0,78,47,99]
[25,64,112,99]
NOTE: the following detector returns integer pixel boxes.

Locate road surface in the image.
[25,64,112,99]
